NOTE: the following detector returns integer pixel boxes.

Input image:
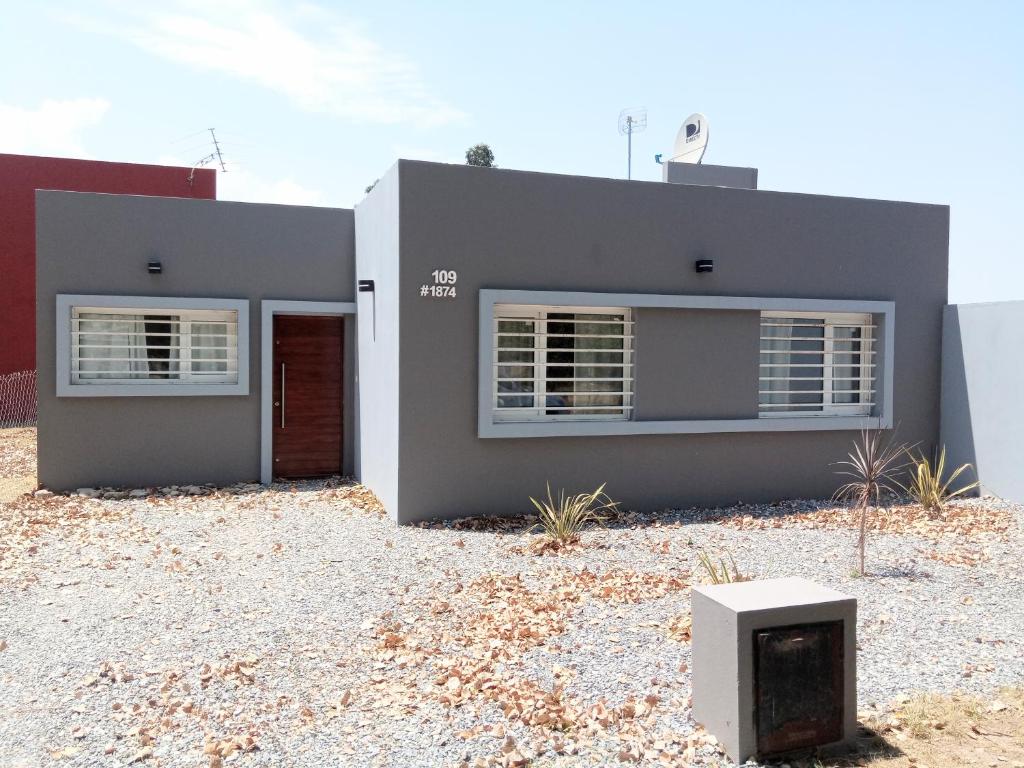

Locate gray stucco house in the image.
[36,160,950,523]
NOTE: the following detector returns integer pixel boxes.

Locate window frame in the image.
[492,303,634,423]
[56,295,250,397]
[759,310,876,418]
[479,290,894,439]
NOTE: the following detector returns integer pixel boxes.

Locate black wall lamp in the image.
[147,260,162,274]
[695,259,714,273]
[359,279,377,340]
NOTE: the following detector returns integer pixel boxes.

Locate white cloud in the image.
[217,167,324,206]
[156,154,324,206]
[0,98,110,158]
[61,1,463,127]
[391,144,461,164]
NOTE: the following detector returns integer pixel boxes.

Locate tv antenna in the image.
[618,107,647,180]
[187,128,228,187]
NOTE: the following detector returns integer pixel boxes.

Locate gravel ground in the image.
[0,465,1021,766]
[0,428,34,478]
[0,427,35,502]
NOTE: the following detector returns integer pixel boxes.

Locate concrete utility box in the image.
[692,577,857,763]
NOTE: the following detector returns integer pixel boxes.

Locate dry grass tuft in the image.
[696,549,750,584]
[996,685,1024,711]
[848,688,1024,768]
[889,691,987,740]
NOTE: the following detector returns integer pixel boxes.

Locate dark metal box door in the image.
[272,315,343,479]
[754,621,844,756]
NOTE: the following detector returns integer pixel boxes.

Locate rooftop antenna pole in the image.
[208,128,227,172]
[627,116,633,177]
[186,129,229,188]
[618,107,647,180]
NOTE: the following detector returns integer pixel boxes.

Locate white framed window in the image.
[493,304,634,422]
[72,308,239,384]
[56,295,249,397]
[759,311,875,417]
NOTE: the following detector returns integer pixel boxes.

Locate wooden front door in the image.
[272,315,343,479]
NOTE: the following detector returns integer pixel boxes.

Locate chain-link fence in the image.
[0,370,37,427]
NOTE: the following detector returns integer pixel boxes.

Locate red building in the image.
[0,153,216,375]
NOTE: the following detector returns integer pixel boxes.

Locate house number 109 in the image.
[422,269,457,298]
[432,270,457,284]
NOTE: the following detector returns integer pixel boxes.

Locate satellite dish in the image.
[670,113,709,164]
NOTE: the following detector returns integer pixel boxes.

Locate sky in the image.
[1,0,1021,303]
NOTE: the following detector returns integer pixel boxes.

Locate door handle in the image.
[280,363,286,429]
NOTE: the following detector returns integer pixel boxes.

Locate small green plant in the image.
[903,446,979,515]
[696,549,749,584]
[465,143,496,167]
[833,428,907,576]
[529,483,618,548]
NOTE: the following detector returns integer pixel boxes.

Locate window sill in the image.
[758,411,873,418]
[479,415,891,438]
[58,382,249,398]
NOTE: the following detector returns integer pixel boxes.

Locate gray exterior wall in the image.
[386,160,948,523]
[36,191,356,490]
[354,167,402,513]
[941,302,1023,501]
[662,161,758,189]
[633,308,759,420]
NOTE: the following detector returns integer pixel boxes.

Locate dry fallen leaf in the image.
[716,499,1013,543]
[127,746,153,764]
[667,614,692,643]
[48,746,83,760]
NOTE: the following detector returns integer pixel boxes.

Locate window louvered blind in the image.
[493,305,634,421]
[71,307,239,385]
[759,312,875,416]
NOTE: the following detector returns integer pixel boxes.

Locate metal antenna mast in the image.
[187,128,228,188]
[618,108,648,180]
[208,128,227,172]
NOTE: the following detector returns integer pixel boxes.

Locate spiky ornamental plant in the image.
[904,446,980,516]
[833,429,908,576]
[529,483,618,549]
